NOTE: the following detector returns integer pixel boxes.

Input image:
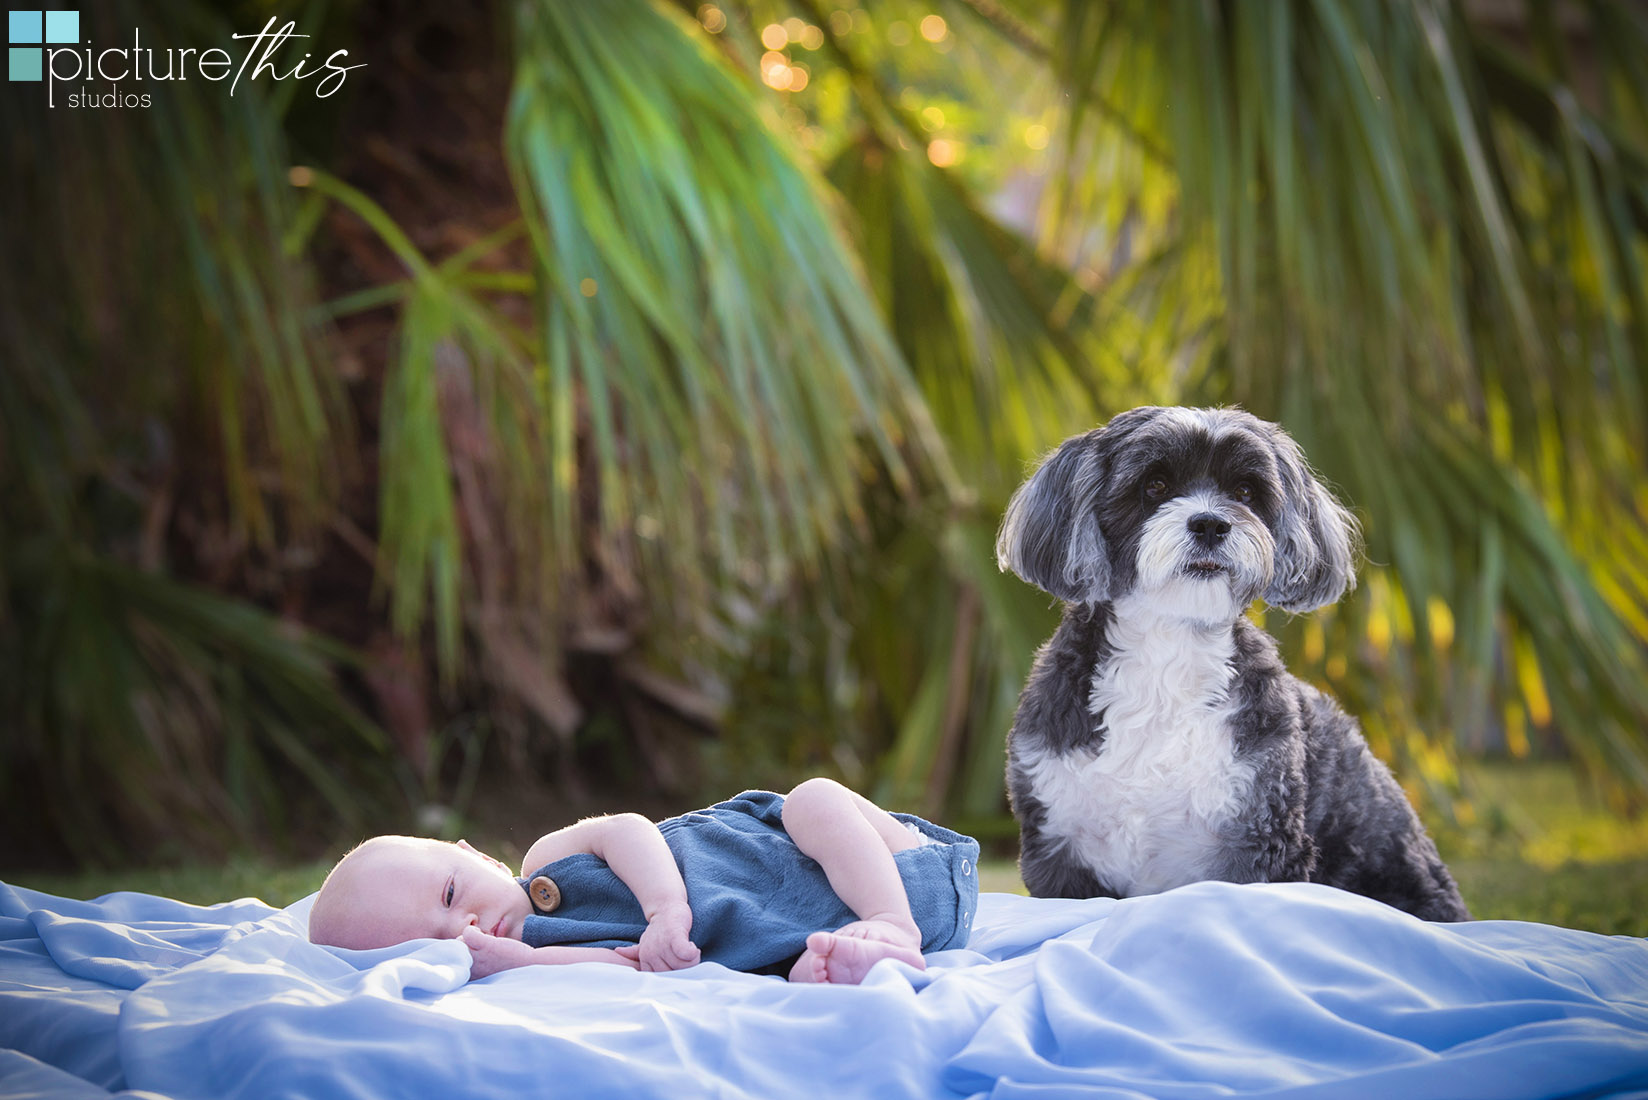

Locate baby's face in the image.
[319,837,535,949]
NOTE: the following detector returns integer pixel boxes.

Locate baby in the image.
[308,778,980,984]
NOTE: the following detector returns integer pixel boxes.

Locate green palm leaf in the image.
[0,1,378,860]
[506,0,952,624]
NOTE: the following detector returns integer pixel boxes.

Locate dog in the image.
[995,406,1469,921]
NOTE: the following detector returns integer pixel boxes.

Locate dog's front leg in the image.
[1013,793,1115,899]
[1210,741,1317,884]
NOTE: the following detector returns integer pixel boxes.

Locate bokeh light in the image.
[926,138,959,167]
[760,23,787,50]
[763,57,792,89]
[697,5,726,33]
[919,15,947,42]
[1024,123,1050,150]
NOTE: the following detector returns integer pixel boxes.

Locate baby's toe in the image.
[789,940,833,984]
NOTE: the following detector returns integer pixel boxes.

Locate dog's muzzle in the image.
[1184,513,1233,576]
[1135,494,1274,611]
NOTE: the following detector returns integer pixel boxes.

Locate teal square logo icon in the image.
[7,10,42,43]
[43,9,74,44]
[8,44,40,80]
[44,9,74,43]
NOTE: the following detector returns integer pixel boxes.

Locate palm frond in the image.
[506,0,952,626]
[0,1,380,860]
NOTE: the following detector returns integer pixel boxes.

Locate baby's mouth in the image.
[490,917,505,938]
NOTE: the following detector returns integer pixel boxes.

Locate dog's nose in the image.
[1187,513,1230,547]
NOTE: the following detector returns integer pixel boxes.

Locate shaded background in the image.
[2,0,1646,898]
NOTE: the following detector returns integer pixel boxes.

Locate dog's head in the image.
[996,407,1360,622]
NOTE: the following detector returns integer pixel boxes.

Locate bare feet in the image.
[788,919,926,985]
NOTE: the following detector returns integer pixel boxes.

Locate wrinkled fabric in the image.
[2,879,1646,1099]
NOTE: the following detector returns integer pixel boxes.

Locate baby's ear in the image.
[458,839,510,873]
[996,431,1110,604]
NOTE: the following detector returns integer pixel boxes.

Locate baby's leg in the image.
[781,778,925,984]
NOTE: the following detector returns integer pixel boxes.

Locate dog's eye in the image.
[1232,483,1254,504]
[1143,478,1169,501]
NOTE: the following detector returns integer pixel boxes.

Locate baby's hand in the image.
[462,926,538,980]
[621,903,700,972]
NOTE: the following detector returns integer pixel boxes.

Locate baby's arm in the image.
[521,814,700,972]
[462,927,638,979]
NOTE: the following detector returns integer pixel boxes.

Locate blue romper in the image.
[517,790,980,974]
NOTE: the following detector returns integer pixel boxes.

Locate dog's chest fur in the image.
[1023,607,1255,896]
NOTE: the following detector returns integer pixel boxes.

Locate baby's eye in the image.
[444,878,455,908]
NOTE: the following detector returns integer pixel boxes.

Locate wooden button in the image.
[528,875,561,913]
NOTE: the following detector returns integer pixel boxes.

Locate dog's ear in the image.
[1264,429,1361,612]
[996,431,1111,604]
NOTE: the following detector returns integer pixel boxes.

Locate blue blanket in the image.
[2,878,1645,1099]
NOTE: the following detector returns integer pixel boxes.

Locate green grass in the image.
[1445,858,1648,936]
[10,857,333,910]
[6,762,1644,935]
[1438,760,1648,935]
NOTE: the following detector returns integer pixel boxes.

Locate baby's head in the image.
[308,835,532,950]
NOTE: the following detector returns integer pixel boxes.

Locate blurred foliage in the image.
[2,0,1647,868]
[0,0,387,865]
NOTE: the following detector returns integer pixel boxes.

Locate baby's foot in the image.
[788,919,926,985]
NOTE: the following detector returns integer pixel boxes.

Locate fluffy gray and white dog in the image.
[996,406,1469,921]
